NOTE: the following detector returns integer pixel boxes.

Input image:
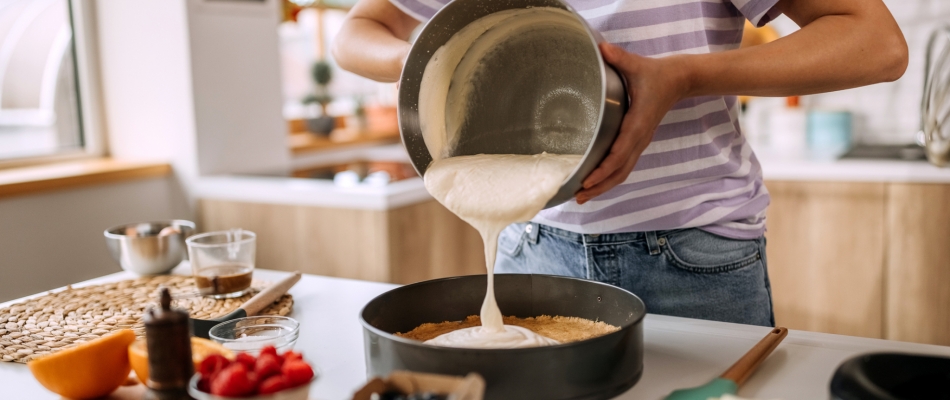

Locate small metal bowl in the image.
[209,316,300,355]
[103,220,196,275]
[398,0,628,208]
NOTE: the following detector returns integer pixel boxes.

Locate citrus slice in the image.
[128,337,234,385]
[28,329,136,400]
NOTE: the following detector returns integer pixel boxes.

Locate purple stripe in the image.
[739,0,779,24]
[692,193,770,231]
[635,130,738,170]
[585,2,740,31]
[698,224,764,240]
[391,0,441,20]
[600,181,765,231]
[545,173,756,226]
[654,108,734,141]
[593,183,760,231]
[672,96,724,110]
[593,147,747,201]
[616,29,742,57]
[598,166,745,202]
[724,95,737,109]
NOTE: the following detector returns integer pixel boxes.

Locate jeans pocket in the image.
[662,229,762,274]
[498,223,527,257]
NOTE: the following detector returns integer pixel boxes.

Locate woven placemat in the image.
[0,275,293,363]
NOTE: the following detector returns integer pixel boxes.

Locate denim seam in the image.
[540,228,584,242]
[500,231,527,257]
[663,247,762,274]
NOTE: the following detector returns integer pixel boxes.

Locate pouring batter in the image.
[333,0,907,327]
[422,153,580,348]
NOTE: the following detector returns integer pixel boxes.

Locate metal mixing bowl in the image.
[398,0,628,209]
[104,220,196,275]
[361,274,645,400]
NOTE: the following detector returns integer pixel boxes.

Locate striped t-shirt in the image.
[393,0,781,240]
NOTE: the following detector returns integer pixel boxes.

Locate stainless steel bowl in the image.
[104,220,196,275]
[398,0,628,208]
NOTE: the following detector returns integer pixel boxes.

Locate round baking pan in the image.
[360,274,645,400]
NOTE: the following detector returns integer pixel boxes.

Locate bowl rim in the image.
[185,230,257,247]
[209,316,300,344]
[358,273,646,353]
[103,219,196,239]
[187,373,315,400]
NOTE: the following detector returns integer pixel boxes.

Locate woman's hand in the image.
[575,43,690,204]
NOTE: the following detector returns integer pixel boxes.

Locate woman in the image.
[332,0,907,326]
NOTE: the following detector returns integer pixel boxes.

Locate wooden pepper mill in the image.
[142,288,195,400]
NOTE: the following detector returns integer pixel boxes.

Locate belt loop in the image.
[525,222,540,244]
[645,231,660,255]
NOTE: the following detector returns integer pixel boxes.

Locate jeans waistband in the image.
[531,222,684,245]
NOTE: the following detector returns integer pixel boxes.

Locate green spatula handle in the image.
[721,327,788,386]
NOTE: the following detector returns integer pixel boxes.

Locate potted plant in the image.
[303,60,335,136]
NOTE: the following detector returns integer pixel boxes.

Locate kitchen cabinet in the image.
[885,183,950,346]
[765,180,950,346]
[198,199,485,284]
[764,181,886,339]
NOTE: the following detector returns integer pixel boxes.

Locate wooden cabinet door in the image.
[764,181,886,338]
[885,183,950,345]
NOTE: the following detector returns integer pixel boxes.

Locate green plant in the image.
[302,60,333,108]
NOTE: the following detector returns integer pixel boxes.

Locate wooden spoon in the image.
[664,327,789,400]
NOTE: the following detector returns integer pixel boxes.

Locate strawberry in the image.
[283,351,303,363]
[260,345,278,358]
[235,352,257,370]
[199,354,230,376]
[282,360,314,387]
[255,353,282,380]
[197,376,212,393]
[258,375,288,395]
[211,363,256,397]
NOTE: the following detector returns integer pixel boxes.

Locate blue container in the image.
[807,110,852,157]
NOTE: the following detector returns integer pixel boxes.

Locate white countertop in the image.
[759,155,950,183]
[4,268,950,400]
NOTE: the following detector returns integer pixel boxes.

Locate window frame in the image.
[0,0,106,170]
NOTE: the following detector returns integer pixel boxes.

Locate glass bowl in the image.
[188,374,313,400]
[208,316,299,354]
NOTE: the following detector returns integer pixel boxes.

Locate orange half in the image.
[28,329,137,400]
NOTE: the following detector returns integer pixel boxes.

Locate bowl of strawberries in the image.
[189,345,316,400]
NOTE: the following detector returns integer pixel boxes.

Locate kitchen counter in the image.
[758,150,950,183]
[3,269,950,399]
[196,144,431,211]
[190,140,950,212]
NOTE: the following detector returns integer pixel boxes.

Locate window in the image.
[0,0,99,164]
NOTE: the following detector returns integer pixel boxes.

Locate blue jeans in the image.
[495,223,775,326]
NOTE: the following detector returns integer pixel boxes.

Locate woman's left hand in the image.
[575,43,690,204]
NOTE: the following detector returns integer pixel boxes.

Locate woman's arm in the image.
[331,0,420,82]
[575,0,908,204]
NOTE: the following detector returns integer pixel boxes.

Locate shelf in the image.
[0,159,171,199]
[289,131,400,155]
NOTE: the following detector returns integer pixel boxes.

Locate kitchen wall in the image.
[0,177,189,302]
[774,0,950,145]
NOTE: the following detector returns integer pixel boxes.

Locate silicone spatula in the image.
[664,327,788,400]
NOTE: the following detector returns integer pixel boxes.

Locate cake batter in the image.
[423,153,580,348]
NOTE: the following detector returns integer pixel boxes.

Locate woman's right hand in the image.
[331,0,419,82]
